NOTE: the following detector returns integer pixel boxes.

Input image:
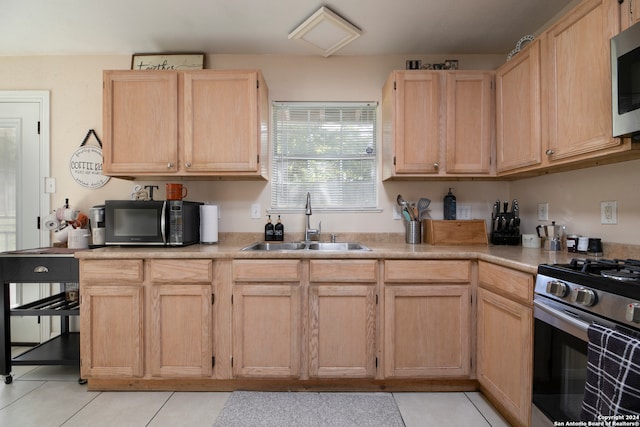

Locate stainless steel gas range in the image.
[532,258,640,426]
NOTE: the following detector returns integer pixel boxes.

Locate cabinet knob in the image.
[167,162,174,168]
[545,149,555,155]
[433,162,439,169]
[185,162,192,168]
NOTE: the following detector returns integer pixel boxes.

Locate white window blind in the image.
[271,102,377,211]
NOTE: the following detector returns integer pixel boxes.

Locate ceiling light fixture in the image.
[288,6,361,57]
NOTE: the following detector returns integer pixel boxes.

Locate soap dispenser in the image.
[443,188,457,220]
[274,215,284,241]
[265,215,275,241]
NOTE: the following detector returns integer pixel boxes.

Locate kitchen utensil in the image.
[405,220,421,244]
[417,198,431,220]
[166,183,188,201]
[536,221,564,251]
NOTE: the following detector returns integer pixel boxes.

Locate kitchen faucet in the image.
[304,192,321,241]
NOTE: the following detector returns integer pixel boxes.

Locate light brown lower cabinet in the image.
[231,260,302,378]
[80,260,145,379]
[477,261,534,427]
[148,259,213,378]
[308,260,377,378]
[383,260,472,378]
[150,284,213,378]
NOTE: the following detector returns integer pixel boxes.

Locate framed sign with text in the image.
[131,53,205,71]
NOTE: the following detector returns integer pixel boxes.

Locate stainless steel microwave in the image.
[611,22,640,139]
[105,200,201,246]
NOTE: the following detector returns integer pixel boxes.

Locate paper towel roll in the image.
[200,205,219,243]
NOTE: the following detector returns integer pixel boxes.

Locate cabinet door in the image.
[80,285,144,378]
[103,71,179,174]
[150,284,212,377]
[182,71,260,173]
[445,71,494,174]
[543,0,620,162]
[477,287,532,427]
[309,284,376,378]
[620,0,640,30]
[496,41,542,173]
[232,284,301,378]
[384,285,470,378]
[391,71,442,175]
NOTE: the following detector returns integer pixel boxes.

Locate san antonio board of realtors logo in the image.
[69,146,110,189]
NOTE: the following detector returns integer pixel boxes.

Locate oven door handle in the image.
[534,298,590,341]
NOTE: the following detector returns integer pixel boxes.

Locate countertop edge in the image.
[73,243,571,274]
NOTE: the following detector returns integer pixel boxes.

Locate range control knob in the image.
[626,303,640,323]
[546,280,570,297]
[571,288,597,307]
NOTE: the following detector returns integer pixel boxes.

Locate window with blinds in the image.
[271,102,377,211]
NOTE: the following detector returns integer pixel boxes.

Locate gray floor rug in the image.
[213,391,405,427]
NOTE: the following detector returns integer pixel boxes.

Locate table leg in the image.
[0,282,11,377]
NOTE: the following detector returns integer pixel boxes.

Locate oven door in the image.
[532,297,588,426]
[531,295,624,427]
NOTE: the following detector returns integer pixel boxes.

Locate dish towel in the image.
[581,322,640,420]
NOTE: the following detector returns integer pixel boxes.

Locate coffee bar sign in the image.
[131,53,205,71]
[69,130,110,189]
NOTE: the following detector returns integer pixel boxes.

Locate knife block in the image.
[490,212,521,245]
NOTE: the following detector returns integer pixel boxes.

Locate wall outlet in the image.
[457,204,472,220]
[251,203,261,219]
[393,205,401,220]
[537,203,548,221]
[601,201,617,224]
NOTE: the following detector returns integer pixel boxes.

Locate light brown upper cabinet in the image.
[103,69,268,179]
[620,0,640,30]
[542,0,623,164]
[495,39,542,174]
[382,70,495,180]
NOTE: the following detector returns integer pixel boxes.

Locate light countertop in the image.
[75,239,577,275]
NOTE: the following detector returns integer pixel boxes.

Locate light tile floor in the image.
[1,348,510,427]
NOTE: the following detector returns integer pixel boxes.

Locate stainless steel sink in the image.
[306,242,370,251]
[241,242,307,251]
[241,241,371,252]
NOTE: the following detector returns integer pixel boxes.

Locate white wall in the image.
[0,53,638,244]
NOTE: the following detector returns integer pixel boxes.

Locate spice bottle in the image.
[265,215,275,241]
[274,215,284,241]
[443,188,456,220]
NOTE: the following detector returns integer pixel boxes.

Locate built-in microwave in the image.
[105,200,201,246]
[611,22,640,139]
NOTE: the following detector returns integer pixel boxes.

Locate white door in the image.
[0,91,50,344]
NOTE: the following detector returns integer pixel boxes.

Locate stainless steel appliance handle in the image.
[534,298,590,342]
[161,201,167,244]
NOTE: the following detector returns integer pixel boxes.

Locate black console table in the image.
[0,248,81,384]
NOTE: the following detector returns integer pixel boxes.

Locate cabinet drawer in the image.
[0,256,78,283]
[478,261,533,304]
[233,260,300,282]
[80,260,144,284]
[384,260,471,283]
[149,259,212,283]
[310,260,377,282]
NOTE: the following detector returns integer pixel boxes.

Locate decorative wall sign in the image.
[131,53,205,71]
[69,129,110,189]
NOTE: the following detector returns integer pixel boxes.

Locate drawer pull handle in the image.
[33,266,49,273]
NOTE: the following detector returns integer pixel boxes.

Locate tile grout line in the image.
[463,392,497,427]
[145,391,176,427]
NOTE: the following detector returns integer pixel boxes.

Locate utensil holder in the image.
[405,221,421,244]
